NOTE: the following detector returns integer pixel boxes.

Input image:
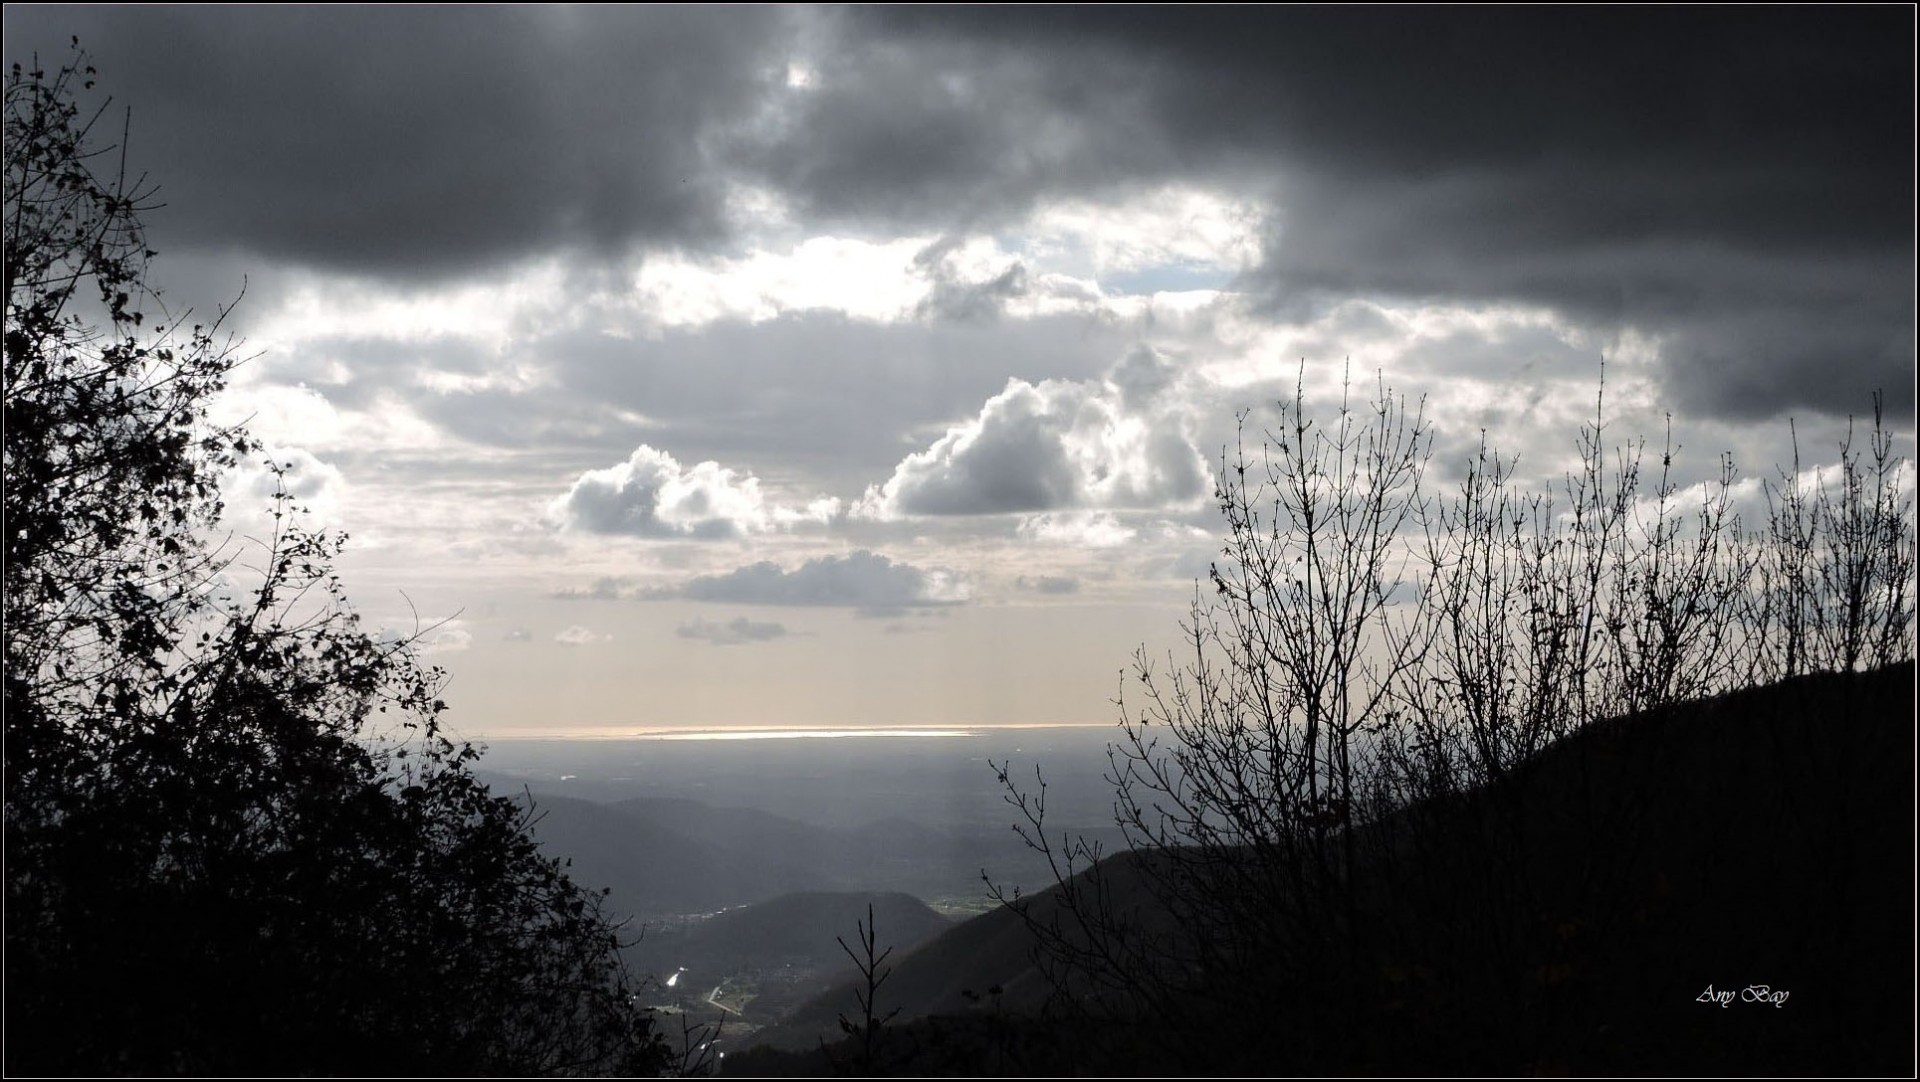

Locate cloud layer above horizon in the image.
[7,6,1908,733]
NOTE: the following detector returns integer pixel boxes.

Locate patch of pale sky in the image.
[249,263,569,348]
[999,271,1107,319]
[618,187,1261,331]
[215,190,1267,400]
[420,623,475,655]
[1024,185,1265,279]
[214,382,348,452]
[720,181,798,236]
[337,399,451,458]
[410,362,552,397]
[1092,290,1233,331]
[631,235,929,326]
[1394,301,1571,343]
[1016,510,1138,548]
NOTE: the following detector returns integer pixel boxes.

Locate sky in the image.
[5,6,1913,738]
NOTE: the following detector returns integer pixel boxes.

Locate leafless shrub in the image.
[994,360,1915,1070]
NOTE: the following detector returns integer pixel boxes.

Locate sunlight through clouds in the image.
[1025,185,1266,284]
[632,236,932,326]
[11,6,1902,736]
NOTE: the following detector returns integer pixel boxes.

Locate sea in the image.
[472,723,1131,834]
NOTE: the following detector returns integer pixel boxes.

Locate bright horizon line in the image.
[468,721,1122,742]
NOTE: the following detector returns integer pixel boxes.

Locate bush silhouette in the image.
[3,44,669,1076]
[995,365,1914,1073]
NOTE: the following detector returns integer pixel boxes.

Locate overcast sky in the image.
[7,7,1912,737]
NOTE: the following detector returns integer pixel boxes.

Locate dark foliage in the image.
[981,369,1914,1074]
[735,662,1912,1076]
[3,44,669,1076]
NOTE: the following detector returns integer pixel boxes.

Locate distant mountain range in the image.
[474,778,1126,918]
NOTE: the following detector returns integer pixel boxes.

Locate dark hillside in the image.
[738,662,1916,1075]
[1463,660,1915,1076]
[748,847,1179,1052]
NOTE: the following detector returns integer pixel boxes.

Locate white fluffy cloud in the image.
[421,625,474,654]
[550,445,839,539]
[555,625,603,647]
[219,443,348,536]
[857,348,1208,518]
[1016,510,1139,548]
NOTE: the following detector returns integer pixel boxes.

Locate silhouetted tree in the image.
[827,902,903,1076]
[995,363,1914,1073]
[3,43,670,1076]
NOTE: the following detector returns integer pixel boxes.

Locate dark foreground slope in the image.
[735,662,1916,1076]
[744,846,1177,1054]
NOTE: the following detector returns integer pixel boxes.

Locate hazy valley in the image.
[467,727,1124,1054]
[480,669,1915,1075]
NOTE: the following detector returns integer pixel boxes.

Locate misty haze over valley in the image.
[471,727,1129,1056]
[482,726,1126,914]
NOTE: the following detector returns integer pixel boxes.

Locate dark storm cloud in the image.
[841,8,1906,227]
[799,8,1916,422]
[641,550,965,616]
[1257,166,1912,422]
[12,7,1907,424]
[735,10,1173,232]
[2,6,792,279]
